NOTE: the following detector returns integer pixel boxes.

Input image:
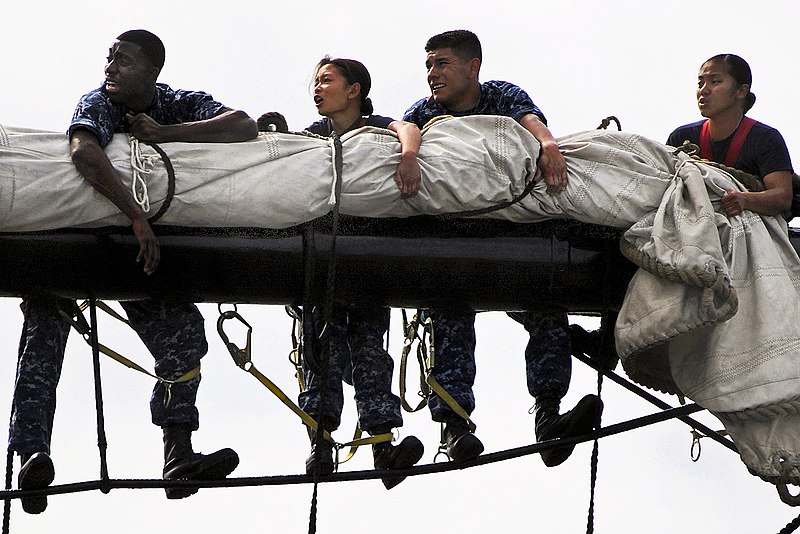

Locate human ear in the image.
[347,81,362,100]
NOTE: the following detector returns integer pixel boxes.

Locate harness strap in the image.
[63,300,200,407]
[699,117,757,168]
[399,310,476,433]
[216,308,392,465]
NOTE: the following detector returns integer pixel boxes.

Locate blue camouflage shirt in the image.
[402,80,546,128]
[68,83,227,147]
[305,114,394,137]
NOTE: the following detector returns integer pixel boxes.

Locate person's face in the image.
[696,60,748,119]
[312,64,360,117]
[103,41,158,108]
[425,47,479,110]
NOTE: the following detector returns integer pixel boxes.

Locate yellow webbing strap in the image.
[64,300,200,406]
[217,308,392,463]
[399,310,476,433]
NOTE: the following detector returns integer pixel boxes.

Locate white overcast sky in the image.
[2,1,800,533]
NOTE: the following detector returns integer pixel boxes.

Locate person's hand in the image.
[721,189,748,216]
[538,140,568,195]
[126,112,166,143]
[257,112,289,133]
[395,153,421,197]
[132,218,160,275]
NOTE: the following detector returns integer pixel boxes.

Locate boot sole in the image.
[540,395,604,467]
[380,437,425,490]
[449,433,484,463]
[165,449,239,500]
[19,453,55,515]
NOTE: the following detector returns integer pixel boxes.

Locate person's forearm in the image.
[392,121,421,159]
[519,113,557,148]
[740,189,792,215]
[71,139,148,222]
[146,109,258,143]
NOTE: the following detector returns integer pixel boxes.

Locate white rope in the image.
[327,136,339,207]
[129,136,156,213]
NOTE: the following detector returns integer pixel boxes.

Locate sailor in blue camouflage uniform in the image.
[8,29,258,514]
[296,56,424,489]
[403,30,603,465]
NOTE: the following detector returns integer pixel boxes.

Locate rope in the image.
[144,142,177,224]
[3,305,30,534]
[596,116,622,131]
[2,451,11,534]
[0,403,709,505]
[779,513,800,534]
[87,299,111,492]
[129,137,155,213]
[62,301,200,409]
[585,371,604,534]
[309,132,345,534]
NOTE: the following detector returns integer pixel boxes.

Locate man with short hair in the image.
[9,29,257,514]
[403,29,602,466]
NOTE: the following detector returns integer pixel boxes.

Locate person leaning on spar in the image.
[667,53,794,217]
[402,29,603,466]
[297,55,424,489]
[8,29,257,514]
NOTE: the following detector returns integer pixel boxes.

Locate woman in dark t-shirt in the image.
[667,54,793,217]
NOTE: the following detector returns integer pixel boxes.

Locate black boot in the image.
[162,424,239,499]
[568,323,619,371]
[372,436,424,490]
[18,452,55,515]
[305,434,335,477]
[535,394,603,467]
[442,418,484,463]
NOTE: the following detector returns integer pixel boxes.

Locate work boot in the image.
[568,323,619,371]
[162,424,239,499]
[442,418,484,463]
[18,452,55,514]
[305,435,335,477]
[535,394,603,467]
[372,436,424,490]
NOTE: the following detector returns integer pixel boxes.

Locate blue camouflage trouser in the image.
[428,308,571,422]
[511,309,572,402]
[298,304,403,434]
[8,295,206,455]
[427,308,477,422]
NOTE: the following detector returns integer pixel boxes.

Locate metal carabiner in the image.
[217,308,253,371]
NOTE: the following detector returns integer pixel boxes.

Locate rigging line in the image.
[2,310,28,534]
[779,512,800,534]
[88,299,110,492]
[0,403,705,502]
[2,451,11,534]
[308,132,345,534]
[572,351,737,453]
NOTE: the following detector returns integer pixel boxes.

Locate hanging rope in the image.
[585,369,604,534]
[779,513,800,534]
[308,131,345,534]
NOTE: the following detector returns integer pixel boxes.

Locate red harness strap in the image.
[700,116,757,168]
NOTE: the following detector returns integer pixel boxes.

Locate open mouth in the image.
[105,80,120,93]
[314,95,323,106]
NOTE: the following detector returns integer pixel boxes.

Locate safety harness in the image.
[398,309,477,461]
[62,300,200,408]
[699,116,756,168]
